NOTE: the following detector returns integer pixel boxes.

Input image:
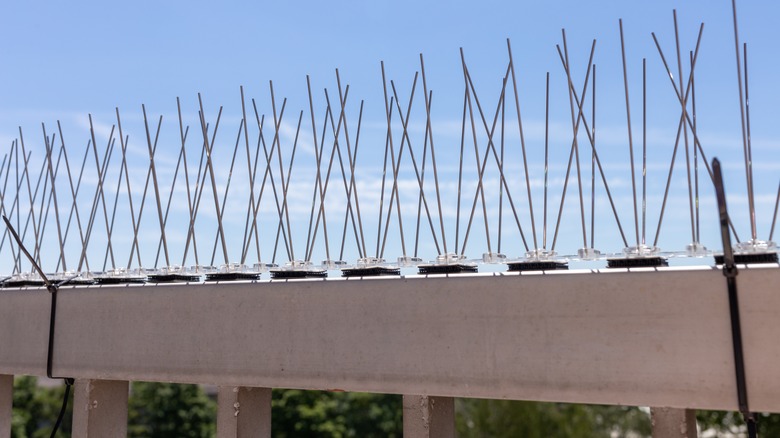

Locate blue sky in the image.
[0,1,778,271]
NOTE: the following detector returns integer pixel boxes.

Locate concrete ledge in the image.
[1,266,779,412]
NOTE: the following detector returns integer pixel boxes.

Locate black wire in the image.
[747,417,758,438]
[712,159,758,438]
[45,281,64,380]
[43,250,76,437]
[50,380,73,438]
[2,216,76,437]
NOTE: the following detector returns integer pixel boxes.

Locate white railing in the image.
[2,265,779,437]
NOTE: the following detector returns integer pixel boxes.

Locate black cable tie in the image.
[2,216,75,438]
[712,159,758,438]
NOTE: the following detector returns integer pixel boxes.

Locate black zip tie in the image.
[2,215,74,438]
[712,159,758,438]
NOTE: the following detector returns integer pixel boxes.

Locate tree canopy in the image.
[11,376,780,437]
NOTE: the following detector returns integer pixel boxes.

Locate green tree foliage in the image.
[127,382,216,438]
[271,389,402,437]
[697,410,780,437]
[13,380,404,437]
[11,378,215,438]
[13,376,780,437]
[12,376,73,438]
[456,398,652,438]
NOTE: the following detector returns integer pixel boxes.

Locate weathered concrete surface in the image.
[1,266,779,412]
[651,407,698,438]
[71,379,128,437]
[217,386,271,438]
[403,395,455,438]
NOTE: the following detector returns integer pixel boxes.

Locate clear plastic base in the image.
[95,267,148,283]
[685,242,708,256]
[435,253,466,264]
[577,247,602,260]
[622,245,661,257]
[507,249,568,271]
[322,259,349,269]
[482,252,507,263]
[281,260,314,270]
[269,260,327,279]
[154,265,186,275]
[216,263,261,274]
[342,258,400,277]
[49,270,93,284]
[253,262,277,272]
[397,256,423,267]
[189,265,217,274]
[736,239,777,253]
[2,271,45,287]
[203,263,264,281]
[607,245,668,268]
[527,249,558,261]
[418,253,477,274]
[147,265,203,282]
[357,257,387,267]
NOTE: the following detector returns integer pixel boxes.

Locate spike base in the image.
[506,261,569,272]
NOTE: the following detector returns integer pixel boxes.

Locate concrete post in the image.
[651,407,698,438]
[402,395,455,438]
[0,375,11,438]
[217,386,272,438]
[71,379,128,438]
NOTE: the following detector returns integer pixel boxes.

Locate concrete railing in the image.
[2,264,779,437]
